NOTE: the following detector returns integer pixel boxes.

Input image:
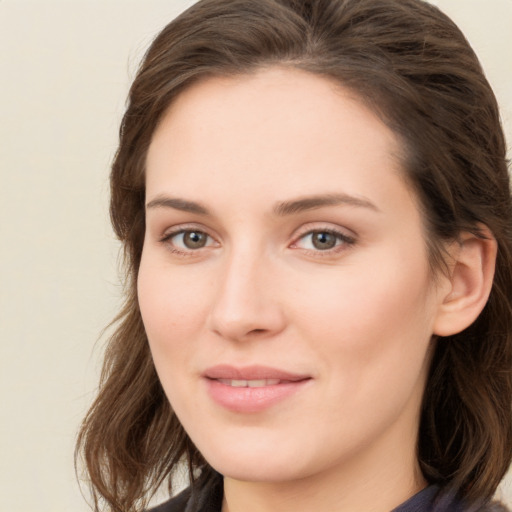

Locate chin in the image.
[209,456,300,483]
[192,430,310,483]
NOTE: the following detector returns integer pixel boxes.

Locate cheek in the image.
[289,247,436,380]
[137,254,211,363]
[290,261,436,446]
[137,257,213,416]
[302,264,430,325]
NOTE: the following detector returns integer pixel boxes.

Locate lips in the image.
[203,365,311,413]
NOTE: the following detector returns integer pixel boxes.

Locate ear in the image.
[433,227,497,337]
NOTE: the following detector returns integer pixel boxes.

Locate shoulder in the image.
[431,489,510,512]
[393,485,510,512]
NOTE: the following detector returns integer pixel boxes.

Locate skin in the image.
[139,67,459,512]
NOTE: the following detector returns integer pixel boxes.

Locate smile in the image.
[203,365,312,413]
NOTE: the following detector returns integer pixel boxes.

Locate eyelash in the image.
[159,228,217,257]
[291,228,356,256]
[159,226,356,257]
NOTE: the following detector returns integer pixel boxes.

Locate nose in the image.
[207,250,286,342]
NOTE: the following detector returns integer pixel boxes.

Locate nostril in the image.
[249,329,267,335]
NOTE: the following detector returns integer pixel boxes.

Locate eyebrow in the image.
[146,196,209,215]
[145,193,379,216]
[273,193,379,216]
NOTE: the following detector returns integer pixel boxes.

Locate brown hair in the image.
[76,0,512,510]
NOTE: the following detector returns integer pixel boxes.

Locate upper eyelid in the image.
[160,223,216,238]
[161,229,212,240]
[290,222,356,240]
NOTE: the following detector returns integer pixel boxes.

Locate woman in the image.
[76,0,512,511]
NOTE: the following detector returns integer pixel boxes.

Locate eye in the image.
[161,229,215,252]
[293,229,355,252]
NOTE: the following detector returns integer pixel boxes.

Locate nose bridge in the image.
[207,241,284,341]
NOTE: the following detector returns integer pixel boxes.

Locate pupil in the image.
[312,232,336,250]
[184,231,206,249]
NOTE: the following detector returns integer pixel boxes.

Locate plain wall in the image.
[0,1,510,511]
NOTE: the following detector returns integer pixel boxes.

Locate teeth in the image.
[217,379,281,387]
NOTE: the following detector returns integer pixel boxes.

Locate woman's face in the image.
[139,68,448,485]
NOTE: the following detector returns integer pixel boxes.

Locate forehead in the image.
[146,67,412,212]
[151,66,401,154]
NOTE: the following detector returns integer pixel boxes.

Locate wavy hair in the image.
[76,0,512,510]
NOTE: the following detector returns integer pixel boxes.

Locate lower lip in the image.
[205,379,311,413]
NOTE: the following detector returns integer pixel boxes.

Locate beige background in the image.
[0,1,510,511]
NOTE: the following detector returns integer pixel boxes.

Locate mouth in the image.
[202,365,312,413]
[203,364,310,382]
[216,378,282,387]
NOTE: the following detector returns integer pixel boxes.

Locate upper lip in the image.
[203,364,311,382]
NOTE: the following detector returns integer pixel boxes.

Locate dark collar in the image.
[151,473,470,512]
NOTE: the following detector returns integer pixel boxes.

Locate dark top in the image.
[148,471,503,512]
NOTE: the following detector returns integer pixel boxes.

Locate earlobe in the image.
[433,227,497,337]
